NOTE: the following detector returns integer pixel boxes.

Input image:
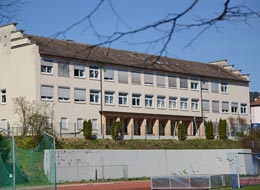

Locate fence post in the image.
[60,122,62,138]
[74,123,76,138]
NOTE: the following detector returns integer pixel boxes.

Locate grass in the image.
[217,185,260,189]
[56,138,242,149]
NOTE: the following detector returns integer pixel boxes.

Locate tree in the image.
[178,123,186,141]
[218,119,227,139]
[111,121,121,140]
[83,119,92,140]
[53,0,260,59]
[205,121,214,140]
[14,97,54,138]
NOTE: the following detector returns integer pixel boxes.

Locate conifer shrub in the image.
[218,119,227,139]
[112,121,121,140]
[178,123,186,141]
[205,120,214,139]
[83,119,92,140]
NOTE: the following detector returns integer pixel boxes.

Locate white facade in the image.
[251,98,260,125]
[0,23,251,138]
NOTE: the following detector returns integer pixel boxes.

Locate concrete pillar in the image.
[128,118,134,136]
[101,115,106,136]
[199,121,205,137]
[140,119,147,136]
[153,119,159,136]
[188,121,193,136]
[165,119,171,137]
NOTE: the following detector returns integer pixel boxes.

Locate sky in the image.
[5,0,260,92]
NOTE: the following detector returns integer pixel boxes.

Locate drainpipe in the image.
[100,66,104,139]
[200,80,204,137]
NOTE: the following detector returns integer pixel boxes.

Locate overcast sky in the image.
[9,0,260,92]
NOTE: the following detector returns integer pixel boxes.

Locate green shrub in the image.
[83,119,92,140]
[218,119,227,139]
[112,121,121,140]
[178,123,186,141]
[205,121,214,140]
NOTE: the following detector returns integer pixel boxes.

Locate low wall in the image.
[54,149,253,183]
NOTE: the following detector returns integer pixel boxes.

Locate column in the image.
[101,115,106,137]
[140,118,147,136]
[165,119,171,137]
[153,119,159,136]
[127,118,134,136]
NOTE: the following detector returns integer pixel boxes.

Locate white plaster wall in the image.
[251,106,260,124]
[55,149,253,183]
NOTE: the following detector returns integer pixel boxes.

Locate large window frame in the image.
[90,90,100,104]
[74,88,86,103]
[1,89,6,104]
[89,65,100,79]
[132,94,141,107]
[118,92,128,106]
[191,99,199,111]
[169,97,177,110]
[104,91,115,105]
[157,96,166,109]
[74,65,85,78]
[41,85,54,101]
[180,98,188,110]
[221,82,228,93]
[58,86,70,102]
[240,103,247,114]
[145,95,154,108]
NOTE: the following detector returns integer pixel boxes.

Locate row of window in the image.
[41,60,229,93]
[41,85,247,114]
[60,118,98,130]
[0,89,6,104]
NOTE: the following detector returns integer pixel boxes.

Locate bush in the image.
[218,119,227,139]
[178,123,186,141]
[112,121,121,140]
[205,121,214,140]
[83,119,92,140]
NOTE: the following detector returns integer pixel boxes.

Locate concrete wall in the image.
[251,106,260,124]
[55,149,253,183]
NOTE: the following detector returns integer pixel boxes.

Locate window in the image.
[191,99,199,111]
[105,91,114,105]
[41,59,53,74]
[1,119,7,130]
[89,65,100,79]
[240,103,247,114]
[41,85,53,101]
[77,118,83,130]
[58,62,70,77]
[1,89,6,104]
[145,95,154,108]
[58,87,70,102]
[74,88,86,103]
[222,101,229,113]
[221,83,228,93]
[131,71,141,85]
[118,69,128,83]
[201,80,209,91]
[104,67,114,81]
[180,98,188,110]
[212,101,219,113]
[90,90,100,104]
[144,73,153,85]
[168,76,177,88]
[169,97,177,110]
[132,94,141,107]
[180,78,188,89]
[231,102,238,114]
[191,80,199,90]
[157,96,166,109]
[211,81,219,93]
[61,118,68,129]
[157,74,165,87]
[74,65,85,78]
[118,92,128,106]
[202,100,209,112]
[92,119,98,130]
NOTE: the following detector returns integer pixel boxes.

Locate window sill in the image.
[221,92,229,94]
[144,84,154,87]
[192,110,200,112]
[41,72,53,76]
[58,100,70,103]
[90,102,100,105]
[119,104,129,107]
[132,105,141,108]
[145,106,154,109]
[104,79,115,82]
[169,108,178,110]
[157,85,166,88]
[158,107,166,110]
[181,109,189,111]
[41,99,53,102]
[0,103,7,105]
[104,104,115,106]
[74,76,86,79]
[132,83,141,85]
[89,77,100,81]
[74,101,86,104]
[191,89,199,91]
[222,112,229,114]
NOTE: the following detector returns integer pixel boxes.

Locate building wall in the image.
[54,149,253,183]
[251,106,260,124]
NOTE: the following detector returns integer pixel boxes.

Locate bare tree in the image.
[53,0,260,59]
[0,0,24,24]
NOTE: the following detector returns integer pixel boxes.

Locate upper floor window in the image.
[231,102,238,114]
[77,118,83,130]
[180,98,188,110]
[41,59,53,75]
[240,103,247,114]
[145,95,154,108]
[169,97,177,110]
[74,65,85,78]
[212,101,219,113]
[144,73,153,85]
[58,62,70,77]
[191,80,199,90]
[58,86,70,102]
[74,88,86,103]
[105,91,115,105]
[222,101,229,113]
[157,74,165,87]
[202,99,209,112]
[118,69,128,84]
[168,76,177,88]
[89,65,100,79]
[41,85,53,101]
[119,92,128,106]
[131,71,141,85]
[104,67,114,81]
[180,78,188,89]
[90,90,100,104]
[191,99,199,111]
[157,96,166,109]
[61,117,68,129]
[211,81,219,93]
[132,94,141,107]
[221,83,228,93]
[92,119,98,130]
[1,89,6,104]
[201,80,209,91]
